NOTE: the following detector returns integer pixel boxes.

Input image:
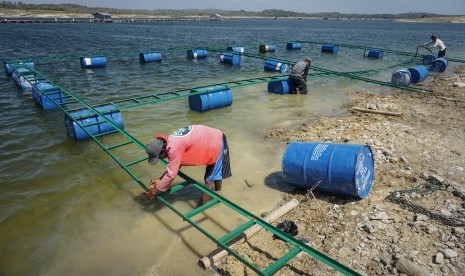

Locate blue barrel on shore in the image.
[422,54,437,65]
[429,58,448,73]
[259,44,276,53]
[267,79,290,94]
[188,85,233,112]
[391,69,411,86]
[4,60,34,76]
[139,52,162,63]
[187,49,208,59]
[364,49,383,59]
[227,46,244,54]
[282,142,374,198]
[321,45,338,54]
[80,56,106,69]
[286,42,302,50]
[219,53,241,65]
[32,82,67,110]
[264,60,289,73]
[65,104,124,140]
[408,65,428,83]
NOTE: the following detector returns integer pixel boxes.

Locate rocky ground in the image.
[214,66,465,275]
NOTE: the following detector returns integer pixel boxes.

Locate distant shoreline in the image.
[1,9,464,24]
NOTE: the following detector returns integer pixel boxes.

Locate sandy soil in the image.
[212,66,465,275]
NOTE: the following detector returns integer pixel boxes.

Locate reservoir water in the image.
[1,19,464,275]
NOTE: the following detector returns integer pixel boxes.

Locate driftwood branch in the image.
[437,96,461,102]
[351,107,402,116]
[439,75,460,81]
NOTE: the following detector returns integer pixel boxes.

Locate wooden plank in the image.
[198,199,299,269]
[351,107,402,116]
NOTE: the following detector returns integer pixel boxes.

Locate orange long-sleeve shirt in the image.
[156,125,223,191]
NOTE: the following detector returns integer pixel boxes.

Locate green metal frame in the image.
[206,47,427,93]
[8,39,465,274]
[5,58,362,275]
[157,181,361,275]
[67,46,429,112]
[7,61,150,191]
[5,60,363,275]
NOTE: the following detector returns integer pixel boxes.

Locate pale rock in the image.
[370,211,390,221]
[414,214,429,222]
[435,252,444,264]
[452,82,465,88]
[453,227,465,235]
[396,257,432,276]
[443,249,458,259]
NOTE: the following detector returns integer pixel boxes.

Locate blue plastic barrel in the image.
[267,79,290,94]
[282,142,374,198]
[187,49,208,59]
[65,104,124,140]
[227,46,244,54]
[287,42,302,50]
[219,53,241,65]
[391,69,411,86]
[12,68,30,86]
[139,52,162,63]
[4,62,13,75]
[408,65,428,83]
[429,58,448,73]
[264,60,289,73]
[321,45,338,54]
[32,83,67,110]
[422,54,437,65]
[4,60,34,76]
[188,85,233,112]
[259,44,276,53]
[364,49,383,59]
[12,67,38,90]
[80,56,106,69]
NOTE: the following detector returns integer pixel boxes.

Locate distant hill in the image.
[0,1,461,19]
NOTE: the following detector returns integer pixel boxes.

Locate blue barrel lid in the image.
[429,58,448,72]
[391,69,411,86]
[354,145,375,198]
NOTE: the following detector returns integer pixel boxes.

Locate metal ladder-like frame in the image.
[7,61,150,191]
[6,60,361,275]
[205,47,429,93]
[7,43,465,273]
[156,180,361,275]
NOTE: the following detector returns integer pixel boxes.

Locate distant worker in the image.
[288,57,312,94]
[421,35,446,57]
[144,125,231,207]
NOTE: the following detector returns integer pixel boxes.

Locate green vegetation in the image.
[0,1,462,19]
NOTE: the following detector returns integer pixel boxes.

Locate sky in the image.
[18,0,465,15]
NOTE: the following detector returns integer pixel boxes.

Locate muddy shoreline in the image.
[214,66,465,275]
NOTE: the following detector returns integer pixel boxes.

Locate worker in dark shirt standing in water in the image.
[288,57,312,94]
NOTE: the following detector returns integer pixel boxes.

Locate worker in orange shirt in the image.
[144,125,231,206]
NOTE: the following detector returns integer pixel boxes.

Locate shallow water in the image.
[0,19,464,275]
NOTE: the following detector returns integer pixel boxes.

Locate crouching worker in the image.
[144,125,232,206]
[288,57,312,94]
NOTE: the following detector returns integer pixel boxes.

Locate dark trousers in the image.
[288,75,307,94]
[438,49,446,58]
